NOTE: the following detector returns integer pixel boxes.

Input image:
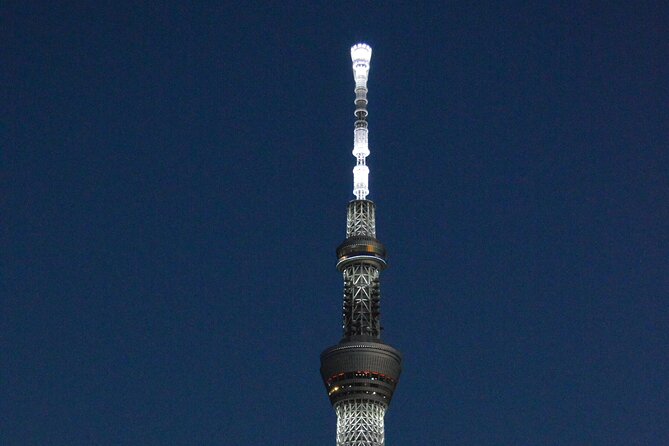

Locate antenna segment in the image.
[351,44,372,200]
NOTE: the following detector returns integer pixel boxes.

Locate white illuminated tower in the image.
[320,43,402,446]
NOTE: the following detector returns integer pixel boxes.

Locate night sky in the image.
[4,2,668,445]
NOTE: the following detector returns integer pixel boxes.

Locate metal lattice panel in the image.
[335,400,386,446]
[347,200,376,238]
[342,264,381,338]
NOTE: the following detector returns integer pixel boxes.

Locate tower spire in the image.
[320,43,402,446]
[351,43,372,200]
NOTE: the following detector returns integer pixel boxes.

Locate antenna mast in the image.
[351,44,372,200]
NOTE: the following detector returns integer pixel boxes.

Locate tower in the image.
[320,43,402,446]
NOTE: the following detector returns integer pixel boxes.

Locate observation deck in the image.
[320,341,402,406]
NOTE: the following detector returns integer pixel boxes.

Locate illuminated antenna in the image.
[350,43,372,200]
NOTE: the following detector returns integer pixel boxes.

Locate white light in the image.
[353,165,369,200]
[351,43,372,64]
[349,43,373,200]
[353,127,370,158]
[351,43,372,86]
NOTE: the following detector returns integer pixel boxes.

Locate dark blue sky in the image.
[3,2,668,445]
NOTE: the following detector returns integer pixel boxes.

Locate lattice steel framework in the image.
[342,264,381,338]
[342,198,381,338]
[320,43,402,446]
[347,200,376,238]
[335,400,386,446]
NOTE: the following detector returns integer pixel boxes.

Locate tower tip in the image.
[350,43,372,63]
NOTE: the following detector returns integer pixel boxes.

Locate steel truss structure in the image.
[347,200,376,238]
[342,264,381,338]
[335,400,386,446]
[336,400,386,446]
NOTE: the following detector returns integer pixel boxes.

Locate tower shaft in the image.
[320,44,402,446]
[336,400,386,446]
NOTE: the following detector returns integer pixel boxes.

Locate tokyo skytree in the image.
[320,43,402,446]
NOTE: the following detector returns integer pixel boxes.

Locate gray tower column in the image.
[320,43,402,446]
